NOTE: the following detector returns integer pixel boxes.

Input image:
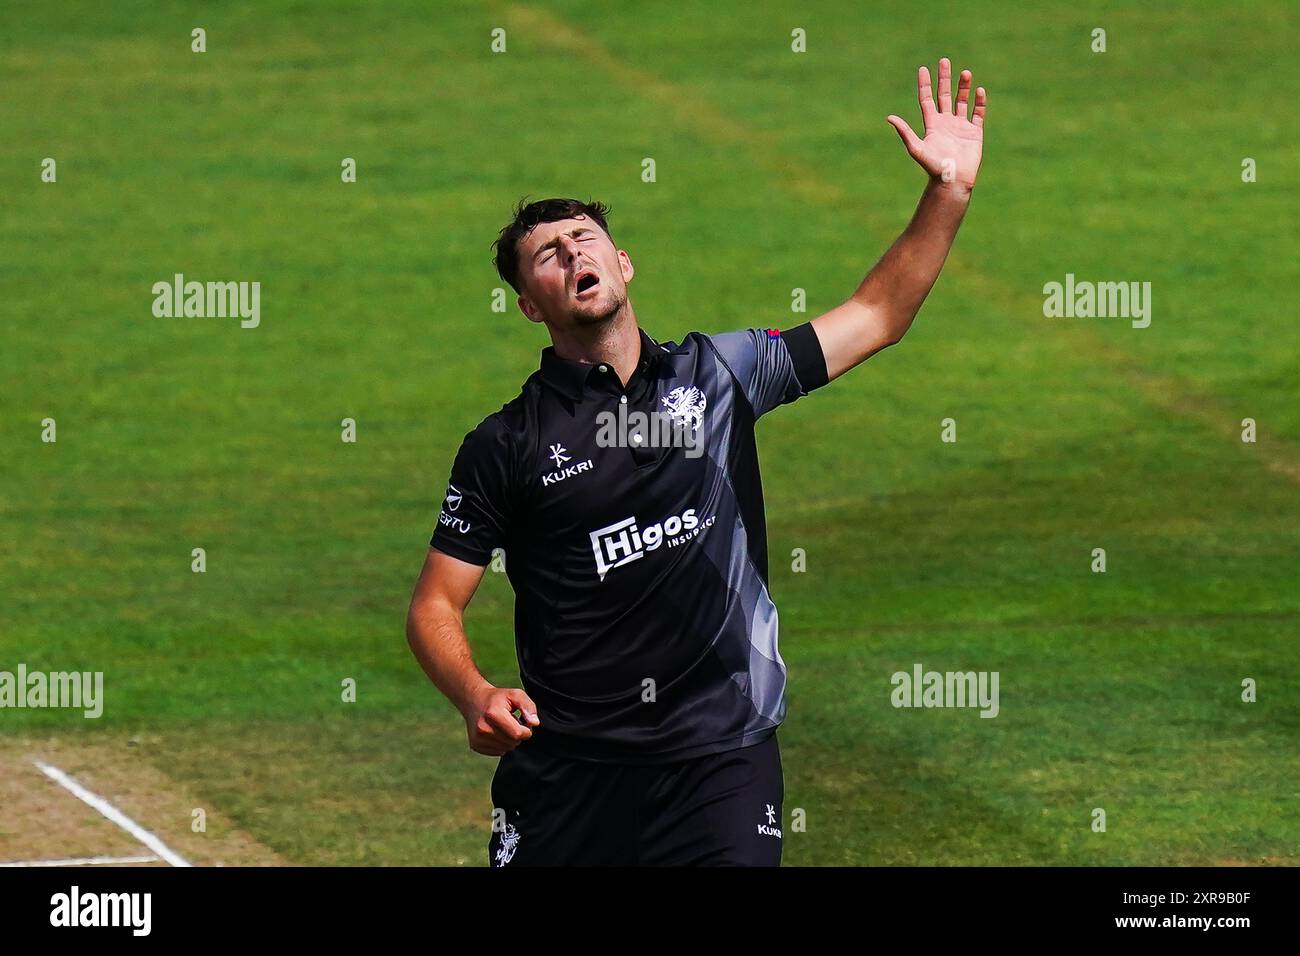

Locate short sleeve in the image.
[428,416,514,566]
[707,322,828,418]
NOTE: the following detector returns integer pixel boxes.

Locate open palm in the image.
[887,58,986,190]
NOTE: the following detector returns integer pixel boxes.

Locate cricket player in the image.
[406,59,986,865]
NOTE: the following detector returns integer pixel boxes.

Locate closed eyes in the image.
[538,235,597,264]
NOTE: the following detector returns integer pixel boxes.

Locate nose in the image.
[560,236,585,266]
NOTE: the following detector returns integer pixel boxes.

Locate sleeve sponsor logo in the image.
[438,483,472,533]
[444,484,463,511]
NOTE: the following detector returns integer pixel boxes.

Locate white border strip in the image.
[0,854,160,868]
[33,760,192,868]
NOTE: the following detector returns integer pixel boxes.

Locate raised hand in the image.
[887,58,986,191]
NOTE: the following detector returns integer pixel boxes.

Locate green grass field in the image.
[2,0,1297,865]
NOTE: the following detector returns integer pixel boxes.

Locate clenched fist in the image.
[462,685,540,756]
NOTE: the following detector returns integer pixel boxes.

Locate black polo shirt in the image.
[429,323,828,763]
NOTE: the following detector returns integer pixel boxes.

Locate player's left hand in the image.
[887,58,986,192]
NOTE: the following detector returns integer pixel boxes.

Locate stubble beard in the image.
[571,282,628,328]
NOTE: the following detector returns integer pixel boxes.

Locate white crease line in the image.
[0,854,161,867]
[33,760,192,867]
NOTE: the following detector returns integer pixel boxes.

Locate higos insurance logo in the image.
[589,507,716,580]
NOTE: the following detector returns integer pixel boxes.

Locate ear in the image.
[617,249,635,284]
[517,294,544,324]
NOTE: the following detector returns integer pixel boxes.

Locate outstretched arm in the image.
[811,58,987,381]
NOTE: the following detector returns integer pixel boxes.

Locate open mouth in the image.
[574,271,600,297]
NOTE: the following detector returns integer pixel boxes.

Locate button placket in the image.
[629,379,667,467]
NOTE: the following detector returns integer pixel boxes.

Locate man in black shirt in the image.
[407,59,986,865]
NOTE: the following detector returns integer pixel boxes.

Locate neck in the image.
[546,302,642,385]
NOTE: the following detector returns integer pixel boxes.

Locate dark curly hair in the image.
[492,197,613,294]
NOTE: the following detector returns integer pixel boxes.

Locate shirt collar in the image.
[538,327,664,402]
